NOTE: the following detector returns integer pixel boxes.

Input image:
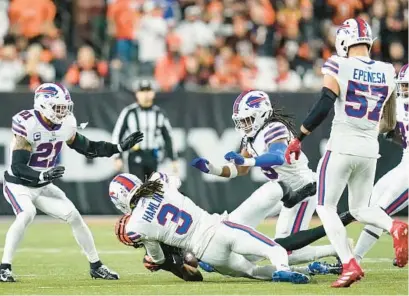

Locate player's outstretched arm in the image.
[224,139,286,168]
[379,90,397,133]
[285,74,339,163]
[66,131,144,158]
[191,149,251,178]
[11,136,64,182]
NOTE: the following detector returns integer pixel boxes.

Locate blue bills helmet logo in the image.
[246,95,265,108]
[35,86,59,98]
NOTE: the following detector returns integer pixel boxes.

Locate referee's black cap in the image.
[138,80,153,91]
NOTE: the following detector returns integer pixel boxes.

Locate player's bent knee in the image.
[65,208,83,224]
[17,204,36,225]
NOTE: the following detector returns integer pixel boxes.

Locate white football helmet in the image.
[34,83,73,125]
[232,90,273,137]
[109,173,142,214]
[397,64,409,101]
[335,18,373,58]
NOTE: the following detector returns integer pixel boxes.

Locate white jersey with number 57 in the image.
[126,173,222,258]
[322,55,396,158]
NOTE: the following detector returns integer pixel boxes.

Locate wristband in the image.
[297,132,307,141]
[225,163,238,178]
[242,158,256,167]
[208,163,223,176]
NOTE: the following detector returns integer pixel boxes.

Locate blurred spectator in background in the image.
[107,0,140,62]
[210,45,241,90]
[0,0,9,46]
[18,44,55,90]
[74,0,105,54]
[327,0,363,26]
[0,43,24,91]
[65,45,108,90]
[184,46,214,90]
[155,36,186,92]
[275,55,301,92]
[226,15,257,58]
[176,5,215,55]
[50,39,70,81]
[389,41,405,72]
[9,0,57,44]
[138,1,168,75]
[303,59,324,91]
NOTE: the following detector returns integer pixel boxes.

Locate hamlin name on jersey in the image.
[8,109,77,182]
[126,173,222,259]
[322,55,396,158]
[244,122,315,190]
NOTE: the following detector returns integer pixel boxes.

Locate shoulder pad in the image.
[322,55,341,77]
[11,110,35,139]
[263,122,289,146]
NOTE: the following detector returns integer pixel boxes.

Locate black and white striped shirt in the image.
[112,103,176,160]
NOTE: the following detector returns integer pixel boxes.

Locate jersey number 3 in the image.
[157,204,193,235]
[345,81,388,121]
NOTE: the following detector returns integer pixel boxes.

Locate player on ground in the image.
[354,64,409,263]
[0,83,144,282]
[108,172,311,284]
[191,90,336,265]
[285,18,408,287]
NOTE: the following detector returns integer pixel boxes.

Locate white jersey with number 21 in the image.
[322,55,396,158]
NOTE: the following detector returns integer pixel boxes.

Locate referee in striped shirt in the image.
[112,81,177,179]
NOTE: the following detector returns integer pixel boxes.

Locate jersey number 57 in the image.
[345,80,388,122]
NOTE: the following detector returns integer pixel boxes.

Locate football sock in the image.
[275,210,354,251]
[350,206,393,233]
[67,211,100,264]
[90,260,103,269]
[316,205,353,264]
[1,212,33,265]
[354,225,383,263]
[288,245,336,265]
[0,263,11,271]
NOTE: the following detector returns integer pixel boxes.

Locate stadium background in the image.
[0,0,407,216]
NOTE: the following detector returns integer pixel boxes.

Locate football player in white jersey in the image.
[108,172,311,284]
[0,83,144,282]
[354,64,409,263]
[191,90,336,265]
[285,18,408,287]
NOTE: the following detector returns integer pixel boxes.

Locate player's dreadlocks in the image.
[261,104,297,137]
[129,176,164,209]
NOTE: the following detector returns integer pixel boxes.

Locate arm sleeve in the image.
[302,87,337,132]
[159,112,177,160]
[253,142,286,167]
[144,240,166,264]
[67,132,120,158]
[11,149,41,182]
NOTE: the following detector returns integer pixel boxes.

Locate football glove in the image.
[143,255,161,272]
[118,131,144,152]
[224,151,245,165]
[285,138,301,164]
[41,166,65,182]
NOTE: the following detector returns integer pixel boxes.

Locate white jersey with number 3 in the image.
[126,173,222,258]
[8,109,77,183]
[322,55,396,158]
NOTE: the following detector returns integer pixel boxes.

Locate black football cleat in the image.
[90,265,119,280]
[0,269,15,282]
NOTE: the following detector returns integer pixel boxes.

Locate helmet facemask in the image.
[397,82,409,101]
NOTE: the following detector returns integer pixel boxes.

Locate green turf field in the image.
[0,217,407,295]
